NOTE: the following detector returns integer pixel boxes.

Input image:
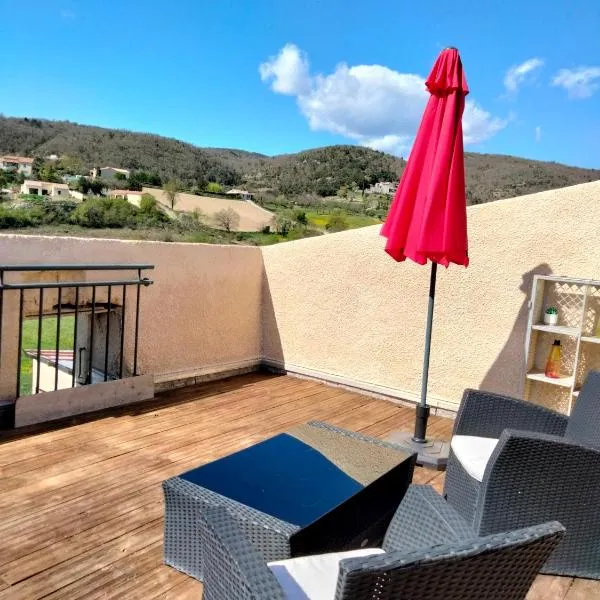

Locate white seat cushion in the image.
[268,548,384,600]
[451,435,499,482]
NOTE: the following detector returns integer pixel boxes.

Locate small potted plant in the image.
[544,306,559,326]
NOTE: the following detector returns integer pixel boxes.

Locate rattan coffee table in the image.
[163,421,415,581]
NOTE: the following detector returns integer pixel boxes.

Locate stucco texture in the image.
[262,181,600,410]
[0,235,263,399]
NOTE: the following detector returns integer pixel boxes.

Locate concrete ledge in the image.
[262,359,458,417]
[154,358,262,393]
[15,375,154,427]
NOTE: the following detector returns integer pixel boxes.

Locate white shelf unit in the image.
[525,275,600,415]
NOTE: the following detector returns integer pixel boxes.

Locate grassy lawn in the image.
[20,315,75,396]
[306,212,381,230]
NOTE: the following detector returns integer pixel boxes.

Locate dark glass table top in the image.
[179,424,409,527]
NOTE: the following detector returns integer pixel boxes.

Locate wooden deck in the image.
[0,373,594,599]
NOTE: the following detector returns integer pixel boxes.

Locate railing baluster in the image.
[16,290,24,399]
[119,285,126,379]
[104,285,111,382]
[72,287,79,388]
[35,288,44,394]
[54,288,62,392]
[133,271,141,377]
[88,286,96,385]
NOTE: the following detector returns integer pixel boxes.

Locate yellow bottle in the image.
[545,340,561,379]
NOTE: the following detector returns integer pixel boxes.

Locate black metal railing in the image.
[0,264,153,400]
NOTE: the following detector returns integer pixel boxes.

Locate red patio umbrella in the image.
[381,47,469,468]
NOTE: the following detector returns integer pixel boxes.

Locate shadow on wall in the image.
[479,263,553,398]
[261,269,284,369]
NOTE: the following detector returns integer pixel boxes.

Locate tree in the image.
[337,185,349,199]
[192,208,205,223]
[139,193,157,213]
[326,209,349,232]
[58,154,84,175]
[162,179,179,210]
[293,209,308,226]
[37,163,62,183]
[214,207,240,232]
[114,172,127,181]
[77,177,104,196]
[206,182,222,194]
[270,213,293,235]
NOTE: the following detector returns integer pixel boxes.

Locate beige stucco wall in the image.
[261,181,600,411]
[0,235,263,400]
[2,180,599,413]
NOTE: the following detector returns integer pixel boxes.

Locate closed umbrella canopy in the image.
[381,47,469,465]
[381,47,469,268]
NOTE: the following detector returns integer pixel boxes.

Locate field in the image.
[20,316,75,396]
[306,211,381,229]
[145,188,275,232]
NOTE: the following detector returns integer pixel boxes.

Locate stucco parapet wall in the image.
[261,180,600,411]
[0,234,263,403]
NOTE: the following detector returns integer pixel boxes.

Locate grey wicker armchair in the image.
[444,370,600,579]
[198,484,564,600]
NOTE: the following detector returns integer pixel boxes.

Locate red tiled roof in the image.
[1,155,34,164]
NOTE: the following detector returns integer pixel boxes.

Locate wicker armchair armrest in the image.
[337,522,564,600]
[383,484,474,552]
[475,428,600,535]
[306,420,416,452]
[199,506,285,600]
[453,389,569,438]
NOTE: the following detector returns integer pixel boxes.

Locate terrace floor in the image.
[0,373,595,599]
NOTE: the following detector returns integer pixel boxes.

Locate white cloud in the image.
[463,102,510,144]
[552,67,600,99]
[503,58,544,94]
[259,44,311,96]
[60,8,76,19]
[535,126,542,142]
[260,45,508,155]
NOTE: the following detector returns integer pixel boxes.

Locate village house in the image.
[365,181,398,195]
[21,180,71,198]
[226,188,254,200]
[89,166,131,180]
[109,189,144,206]
[0,155,34,177]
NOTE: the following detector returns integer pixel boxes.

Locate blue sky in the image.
[1,0,599,167]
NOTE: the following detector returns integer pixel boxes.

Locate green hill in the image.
[1,116,599,204]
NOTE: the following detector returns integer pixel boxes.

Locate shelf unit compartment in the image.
[582,284,600,337]
[525,379,572,414]
[534,280,586,331]
[524,276,599,415]
[528,330,577,384]
[574,337,600,393]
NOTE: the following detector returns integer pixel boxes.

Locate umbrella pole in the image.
[413,261,437,443]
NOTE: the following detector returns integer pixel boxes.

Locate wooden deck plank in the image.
[0,373,594,599]
[153,575,201,599]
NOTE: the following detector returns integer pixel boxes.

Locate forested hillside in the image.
[1,116,599,204]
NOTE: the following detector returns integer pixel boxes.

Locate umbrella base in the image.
[386,431,449,470]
